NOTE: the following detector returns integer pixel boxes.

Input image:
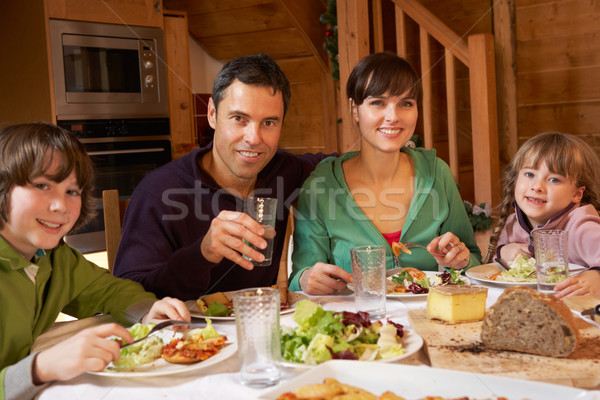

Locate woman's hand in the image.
[427,232,470,270]
[499,243,532,262]
[554,270,600,299]
[33,323,133,384]
[143,297,191,324]
[299,263,353,295]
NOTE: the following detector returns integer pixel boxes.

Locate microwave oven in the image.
[49,19,168,120]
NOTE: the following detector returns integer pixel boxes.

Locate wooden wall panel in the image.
[517,67,600,105]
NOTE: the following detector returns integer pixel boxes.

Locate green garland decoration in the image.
[320,0,339,81]
[463,201,493,232]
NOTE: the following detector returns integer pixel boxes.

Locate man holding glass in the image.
[113,54,332,300]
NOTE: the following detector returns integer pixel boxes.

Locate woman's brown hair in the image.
[482,131,600,263]
[346,51,422,106]
[0,122,96,232]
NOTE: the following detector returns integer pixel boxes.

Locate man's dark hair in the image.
[212,54,291,117]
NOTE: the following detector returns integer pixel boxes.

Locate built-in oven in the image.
[58,118,171,253]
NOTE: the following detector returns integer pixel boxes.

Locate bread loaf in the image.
[480,286,579,357]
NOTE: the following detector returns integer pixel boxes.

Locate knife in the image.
[581,304,600,316]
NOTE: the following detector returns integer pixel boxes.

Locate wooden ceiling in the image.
[162,0,328,68]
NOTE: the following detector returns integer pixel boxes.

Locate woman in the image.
[289,52,481,295]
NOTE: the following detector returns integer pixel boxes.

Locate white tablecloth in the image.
[36,285,599,399]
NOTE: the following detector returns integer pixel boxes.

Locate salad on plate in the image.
[387,267,467,295]
[280,300,405,366]
[490,254,536,283]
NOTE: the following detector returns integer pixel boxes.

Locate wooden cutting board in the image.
[408,299,600,389]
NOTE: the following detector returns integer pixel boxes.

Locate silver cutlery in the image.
[120,320,192,348]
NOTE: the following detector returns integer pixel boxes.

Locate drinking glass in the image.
[533,229,569,294]
[243,197,277,266]
[232,287,281,387]
[350,245,387,319]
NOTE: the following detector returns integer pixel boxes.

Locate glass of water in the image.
[350,245,387,319]
[533,229,569,294]
[243,197,277,266]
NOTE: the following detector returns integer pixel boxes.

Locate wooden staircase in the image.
[163,0,338,155]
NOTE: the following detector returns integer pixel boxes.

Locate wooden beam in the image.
[468,34,500,206]
[445,52,458,182]
[493,0,518,164]
[337,0,370,152]
[394,5,407,58]
[419,27,433,149]
[372,0,384,52]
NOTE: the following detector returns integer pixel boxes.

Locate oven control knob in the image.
[145,75,154,85]
[144,60,154,69]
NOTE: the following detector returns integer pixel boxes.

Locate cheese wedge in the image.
[427,285,488,324]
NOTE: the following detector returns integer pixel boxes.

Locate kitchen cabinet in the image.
[46,0,164,28]
[163,10,196,159]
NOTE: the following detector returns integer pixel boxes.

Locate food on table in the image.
[280,300,405,365]
[388,267,466,295]
[427,285,488,324]
[391,241,412,256]
[276,377,507,400]
[490,254,536,282]
[276,377,405,400]
[111,323,164,369]
[481,286,579,357]
[162,319,229,364]
[195,287,293,317]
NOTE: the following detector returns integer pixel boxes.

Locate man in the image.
[113,54,332,300]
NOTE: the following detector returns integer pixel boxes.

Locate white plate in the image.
[385,270,471,299]
[187,300,296,320]
[261,360,593,400]
[280,328,423,369]
[89,331,237,378]
[466,263,583,287]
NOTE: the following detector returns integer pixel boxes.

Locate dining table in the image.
[35,274,600,400]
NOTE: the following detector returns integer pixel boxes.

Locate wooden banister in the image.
[392,0,468,65]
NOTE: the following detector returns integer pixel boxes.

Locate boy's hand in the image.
[143,296,191,324]
[33,323,133,384]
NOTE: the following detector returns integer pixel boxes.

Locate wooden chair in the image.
[102,189,129,274]
[275,207,295,296]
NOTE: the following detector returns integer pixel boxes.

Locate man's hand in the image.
[200,210,272,270]
[299,263,353,295]
[143,296,191,324]
[33,323,133,384]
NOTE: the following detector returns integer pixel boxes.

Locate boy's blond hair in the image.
[0,122,96,232]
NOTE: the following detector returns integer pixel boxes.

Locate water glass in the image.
[350,245,387,319]
[243,197,277,266]
[533,229,569,294]
[232,287,281,387]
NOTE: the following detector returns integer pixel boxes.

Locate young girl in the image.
[0,122,190,399]
[289,52,480,294]
[483,131,600,298]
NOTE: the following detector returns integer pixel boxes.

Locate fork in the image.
[398,242,446,257]
[121,320,191,348]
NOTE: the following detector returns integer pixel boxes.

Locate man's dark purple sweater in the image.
[113,143,329,300]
